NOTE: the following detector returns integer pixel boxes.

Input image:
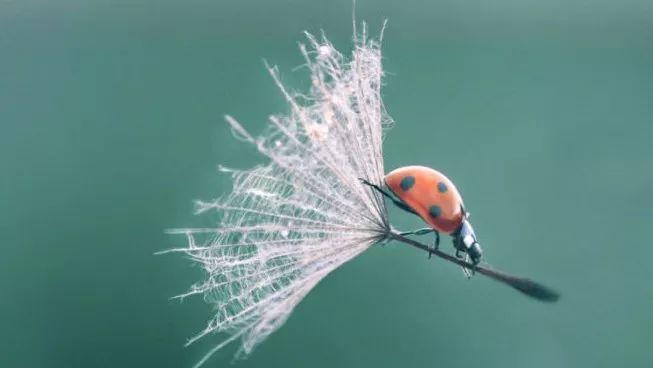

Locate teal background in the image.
[1,1,652,367]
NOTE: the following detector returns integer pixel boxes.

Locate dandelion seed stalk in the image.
[387,230,560,302]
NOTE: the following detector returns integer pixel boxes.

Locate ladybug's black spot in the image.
[400,176,415,191]
[437,182,448,193]
[429,205,442,218]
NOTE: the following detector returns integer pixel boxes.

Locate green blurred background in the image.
[2,0,652,367]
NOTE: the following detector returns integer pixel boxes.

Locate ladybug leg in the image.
[398,228,439,258]
[359,178,418,215]
[427,231,440,259]
[462,254,474,278]
[398,227,433,236]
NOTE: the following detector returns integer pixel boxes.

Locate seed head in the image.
[167,23,392,366]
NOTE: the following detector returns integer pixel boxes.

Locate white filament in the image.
[167,23,392,365]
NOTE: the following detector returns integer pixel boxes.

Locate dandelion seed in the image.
[168,23,392,366]
[166,20,560,368]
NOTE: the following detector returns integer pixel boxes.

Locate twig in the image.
[388,230,560,302]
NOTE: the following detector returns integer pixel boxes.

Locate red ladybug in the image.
[362,166,482,265]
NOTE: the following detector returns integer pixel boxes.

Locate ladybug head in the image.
[456,219,483,265]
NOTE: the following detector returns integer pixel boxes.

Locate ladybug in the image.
[361,166,483,266]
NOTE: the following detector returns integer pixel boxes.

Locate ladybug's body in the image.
[385,166,465,234]
[361,165,483,265]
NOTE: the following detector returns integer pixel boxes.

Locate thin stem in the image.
[388,230,560,303]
